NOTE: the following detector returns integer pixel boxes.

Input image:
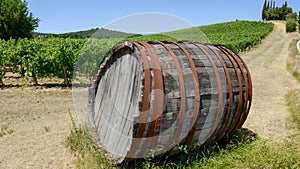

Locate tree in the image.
[286,12,297,21]
[280,2,287,20]
[262,0,267,21]
[298,11,300,25]
[263,0,296,21]
[0,0,39,40]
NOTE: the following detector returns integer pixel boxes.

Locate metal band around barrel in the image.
[194,43,224,144]
[172,42,201,147]
[223,47,252,128]
[206,44,234,141]
[138,42,164,155]
[158,42,187,144]
[128,42,151,157]
[220,46,250,132]
[214,45,244,137]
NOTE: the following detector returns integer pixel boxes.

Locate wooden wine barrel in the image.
[88,41,252,165]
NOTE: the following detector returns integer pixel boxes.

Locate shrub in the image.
[286,19,297,33]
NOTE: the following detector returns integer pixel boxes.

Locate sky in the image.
[26,0,300,34]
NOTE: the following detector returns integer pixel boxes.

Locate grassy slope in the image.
[127,21,274,53]
[34,28,138,39]
[199,20,274,52]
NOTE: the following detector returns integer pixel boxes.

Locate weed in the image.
[0,124,14,137]
[43,126,50,132]
[65,112,114,169]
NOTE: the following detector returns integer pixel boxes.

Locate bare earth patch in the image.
[242,21,299,140]
[0,88,76,168]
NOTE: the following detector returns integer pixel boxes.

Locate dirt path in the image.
[0,89,76,169]
[242,21,299,140]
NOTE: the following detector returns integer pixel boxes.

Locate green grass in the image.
[66,120,300,169]
[65,114,114,169]
[199,20,274,52]
[194,136,300,169]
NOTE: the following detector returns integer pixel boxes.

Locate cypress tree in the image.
[267,0,270,9]
[298,11,300,25]
[262,0,267,20]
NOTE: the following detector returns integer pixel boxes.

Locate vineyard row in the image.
[0,21,274,86]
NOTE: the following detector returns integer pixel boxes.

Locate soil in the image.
[242,21,299,140]
[0,21,299,168]
[0,89,76,168]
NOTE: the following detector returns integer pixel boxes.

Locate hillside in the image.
[33,28,139,39]
[33,21,274,49]
[199,20,274,52]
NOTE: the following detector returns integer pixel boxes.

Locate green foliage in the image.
[286,19,297,33]
[298,12,300,29]
[0,38,86,85]
[75,38,120,80]
[262,1,294,21]
[0,21,274,85]
[286,12,298,22]
[262,0,268,21]
[0,39,15,85]
[200,21,274,52]
[0,0,39,40]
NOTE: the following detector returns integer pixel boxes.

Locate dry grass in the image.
[287,38,300,81]
[286,38,300,130]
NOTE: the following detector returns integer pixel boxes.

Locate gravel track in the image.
[242,21,299,140]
